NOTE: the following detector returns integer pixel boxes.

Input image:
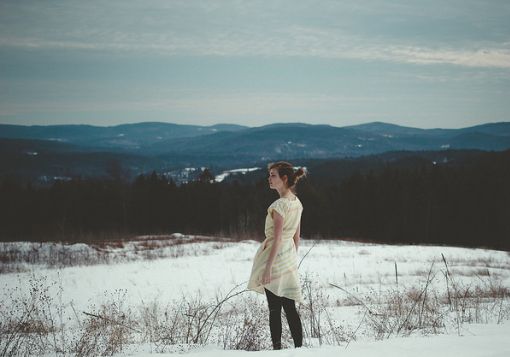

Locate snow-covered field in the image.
[1,236,509,356]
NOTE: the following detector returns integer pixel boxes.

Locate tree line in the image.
[1,150,508,250]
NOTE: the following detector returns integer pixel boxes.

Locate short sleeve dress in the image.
[247,196,303,302]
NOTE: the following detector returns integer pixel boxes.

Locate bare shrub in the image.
[333,268,446,340]
[441,254,510,328]
[330,255,510,342]
[1,249,509,355]
[74,289,135,357]
[216,295,269,351]
[0,236,236,273]
[136,283,251,352]
[0,274,67,357]
[140,297,202,353]
[301,272,351,347]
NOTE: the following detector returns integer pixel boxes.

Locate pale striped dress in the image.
[247,196,303,302]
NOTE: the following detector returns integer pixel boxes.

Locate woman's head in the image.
[267,161,307,193]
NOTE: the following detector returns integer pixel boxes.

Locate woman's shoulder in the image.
[271,197,292,205]
[272,196,303,209]
[267,197,303,219]
[270,198,286,207]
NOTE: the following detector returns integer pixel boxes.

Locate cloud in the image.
[2,29,510,69]
[1,1,510,68]
[387,46,510,68]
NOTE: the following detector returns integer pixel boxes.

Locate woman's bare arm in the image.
[262,210,284,283]
[293,221,301,252]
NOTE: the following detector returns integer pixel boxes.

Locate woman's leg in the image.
[281,296,303,347]
[264,288,282,350]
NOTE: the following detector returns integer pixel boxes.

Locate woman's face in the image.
[268,168,287,191]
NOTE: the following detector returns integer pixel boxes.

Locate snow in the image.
[130,322,510,357]
[2,239,509,312]
[1,238,509,356]
[215,167,261,182]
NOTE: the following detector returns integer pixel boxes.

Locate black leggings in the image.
[264,288,303,349]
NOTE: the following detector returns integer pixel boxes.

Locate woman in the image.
[247,161,307,350]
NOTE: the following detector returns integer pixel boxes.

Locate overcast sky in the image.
[1,0,509,129]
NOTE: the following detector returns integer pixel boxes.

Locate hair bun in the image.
[294,167,307,182]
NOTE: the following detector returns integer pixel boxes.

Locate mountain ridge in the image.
[2,121,510,183]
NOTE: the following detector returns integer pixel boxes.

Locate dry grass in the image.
[75,289,135,357]
[1,270,508,355]
[1,244,509,355]
[330,255,510,341]
[0,235,238,273]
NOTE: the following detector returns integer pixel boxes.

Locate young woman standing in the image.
[247,161,307,349]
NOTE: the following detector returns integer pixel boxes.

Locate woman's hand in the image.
[262,267,272,284]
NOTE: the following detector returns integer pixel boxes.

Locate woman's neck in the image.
[279,189,295,199]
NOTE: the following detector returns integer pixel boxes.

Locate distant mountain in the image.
[343,121,510,138]
[344,121,434,136]
[459,122,510,136]
[0,122,248,151]
[149,121,510,157]
[1,121,510,183]
[2,121,509,156]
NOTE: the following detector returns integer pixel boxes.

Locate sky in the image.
[1,0,509,129]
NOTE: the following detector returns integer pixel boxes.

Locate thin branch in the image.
[393,260,436,337]
[299,241,317,269]
[82,311,142,333]
[345,309,367,349]
[329,283,377,316]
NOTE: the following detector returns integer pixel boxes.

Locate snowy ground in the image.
[133,322,510,357]
[1,237,509,356]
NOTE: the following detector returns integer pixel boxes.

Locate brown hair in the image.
[267,161,307,192]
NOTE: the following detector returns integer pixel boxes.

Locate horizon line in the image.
[1,120,509,131]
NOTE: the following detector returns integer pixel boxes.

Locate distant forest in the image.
[1,150,509,251]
